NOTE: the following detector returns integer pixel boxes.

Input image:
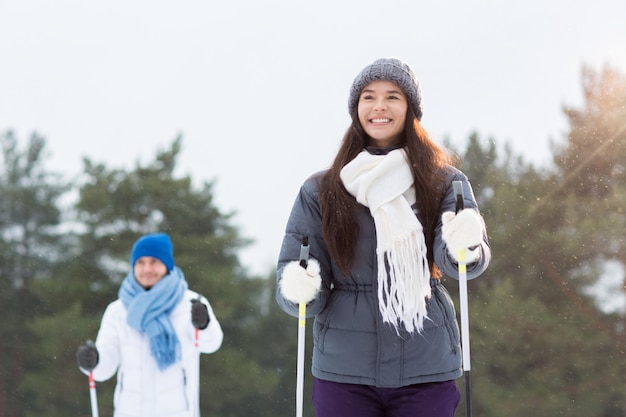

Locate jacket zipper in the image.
[182,368,190,411]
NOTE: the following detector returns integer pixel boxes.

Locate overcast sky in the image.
[1,0,625,276]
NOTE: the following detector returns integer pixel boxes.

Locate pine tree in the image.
[0,131,69,417]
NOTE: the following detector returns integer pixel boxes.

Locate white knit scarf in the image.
[340,149,431,333]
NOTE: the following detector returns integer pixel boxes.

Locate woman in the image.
[276,58,491,417]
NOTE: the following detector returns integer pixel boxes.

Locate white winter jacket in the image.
[87,289,223,417]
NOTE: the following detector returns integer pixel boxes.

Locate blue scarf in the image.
[119,266,188,370]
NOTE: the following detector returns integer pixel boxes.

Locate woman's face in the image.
[357,80,407,148]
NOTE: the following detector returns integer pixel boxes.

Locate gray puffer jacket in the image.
[276,165,490,388]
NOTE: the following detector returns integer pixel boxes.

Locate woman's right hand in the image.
[279,259,322,304]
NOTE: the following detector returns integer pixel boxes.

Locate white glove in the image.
[442,209,484,262]
[279,259,322,304]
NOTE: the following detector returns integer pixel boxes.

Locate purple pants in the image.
[312,377,460,417]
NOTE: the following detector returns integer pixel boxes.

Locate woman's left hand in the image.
[441,209,484,262]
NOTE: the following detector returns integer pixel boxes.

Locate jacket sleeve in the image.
[276,175,333,318]
[90,302,122,381]
[434,169,491,280]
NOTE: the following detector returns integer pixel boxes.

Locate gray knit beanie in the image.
[348,57,423,121]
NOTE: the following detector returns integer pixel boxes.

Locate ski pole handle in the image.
[299,236,309,269]
[452,180,464,213]
[452,180,468,265]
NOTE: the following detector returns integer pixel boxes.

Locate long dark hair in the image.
[320,106,452,276]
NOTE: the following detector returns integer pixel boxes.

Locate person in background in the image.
[77,232,223,417]
[276,57,491,417]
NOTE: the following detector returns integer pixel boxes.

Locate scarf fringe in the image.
[377,229,431,334]
[148,320,181,370]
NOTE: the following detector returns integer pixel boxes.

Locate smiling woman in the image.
[275,57,491,417]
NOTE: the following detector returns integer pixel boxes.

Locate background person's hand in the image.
[191,298,210,329]
[76,340,99,371]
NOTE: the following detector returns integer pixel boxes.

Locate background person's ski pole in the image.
[89,372,99,417]
[85,341,99,417]
[194,295,201,349]
[296,236,309,417]
[452,180,472,417]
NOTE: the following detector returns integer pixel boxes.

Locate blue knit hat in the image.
[131,233,175,271]
[348,57,423,121]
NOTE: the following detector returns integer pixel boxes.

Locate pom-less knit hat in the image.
[348,57,423,121]
[131,233,175,271]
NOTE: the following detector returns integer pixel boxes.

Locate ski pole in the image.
[193,297,201,417]
[452,180,472,417]
[89,372,100,417]
[194,295,202,349]
[296,236,309,417]
[86,340,100,417]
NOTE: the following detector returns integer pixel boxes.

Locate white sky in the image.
[1,0,625,276]
[584,259,626,315]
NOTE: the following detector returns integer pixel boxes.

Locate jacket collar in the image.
[365,145,401,156]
